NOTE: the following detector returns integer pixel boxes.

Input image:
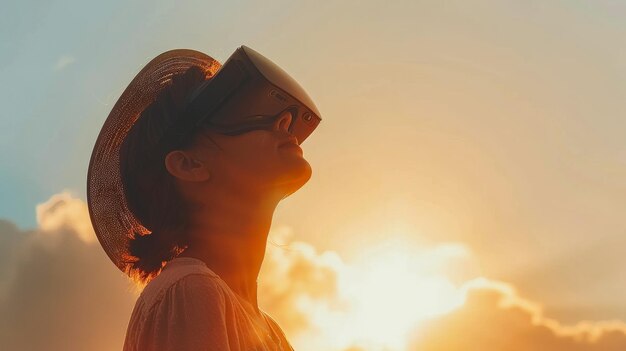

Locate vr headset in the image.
[160,45,322,152]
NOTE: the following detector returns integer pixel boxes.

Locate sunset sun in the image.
[292,239,470,351]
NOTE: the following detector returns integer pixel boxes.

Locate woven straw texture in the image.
[87,49,221,276]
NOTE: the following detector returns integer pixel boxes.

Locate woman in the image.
[87,48,319,350]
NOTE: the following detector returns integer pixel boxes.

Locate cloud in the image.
[0,219,26,297]
[259,232,470,351]
[0,192,136,351]
[410,278,626,351]
[259,227,345,336]
[2,191,626,351]
[259,230,626,351]
[0,192,346,351]
[36,190,96,243]
[53,55,76,71]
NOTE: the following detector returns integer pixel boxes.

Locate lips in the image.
[278,136,299,148]
[278,136,303,155]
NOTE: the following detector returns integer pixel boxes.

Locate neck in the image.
[178,185,282,313]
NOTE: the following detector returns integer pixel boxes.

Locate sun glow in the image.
[290,239,470,351]
[343,242,467,350]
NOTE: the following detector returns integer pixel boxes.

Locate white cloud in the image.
[53,54,76,71]
[260,231,472,351]
[35,190,96,243]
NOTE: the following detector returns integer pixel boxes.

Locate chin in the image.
[280,161,312,197]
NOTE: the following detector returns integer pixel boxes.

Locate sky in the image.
[1,0,626,350]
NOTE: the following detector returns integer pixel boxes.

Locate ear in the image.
[164,150,211,182]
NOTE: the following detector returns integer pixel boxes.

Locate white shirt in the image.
[123,257,294,351]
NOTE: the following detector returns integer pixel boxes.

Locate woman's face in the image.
[191,110,312,197]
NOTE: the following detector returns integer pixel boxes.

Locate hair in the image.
[119,65,210,286]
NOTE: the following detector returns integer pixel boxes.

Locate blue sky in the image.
[1,0,289,228]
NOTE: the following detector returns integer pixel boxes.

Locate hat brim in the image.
[87,49,221,276]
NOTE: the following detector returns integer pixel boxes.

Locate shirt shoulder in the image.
[262,311,295,351]
[139,257,222,312]
[124,258,234,351]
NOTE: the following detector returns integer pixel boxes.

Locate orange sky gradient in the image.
[2,1,626,350]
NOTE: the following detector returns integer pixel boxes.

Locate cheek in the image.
[221,131,310,184]
[227,134,280,174]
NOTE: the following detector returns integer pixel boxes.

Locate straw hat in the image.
[86,49,220,276]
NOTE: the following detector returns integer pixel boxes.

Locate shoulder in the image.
[164,273,228,310]
[138,257,226,314]
[126,275,233,351]
[262,312,294,350]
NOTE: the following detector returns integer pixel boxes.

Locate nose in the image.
[273,110,293,133]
